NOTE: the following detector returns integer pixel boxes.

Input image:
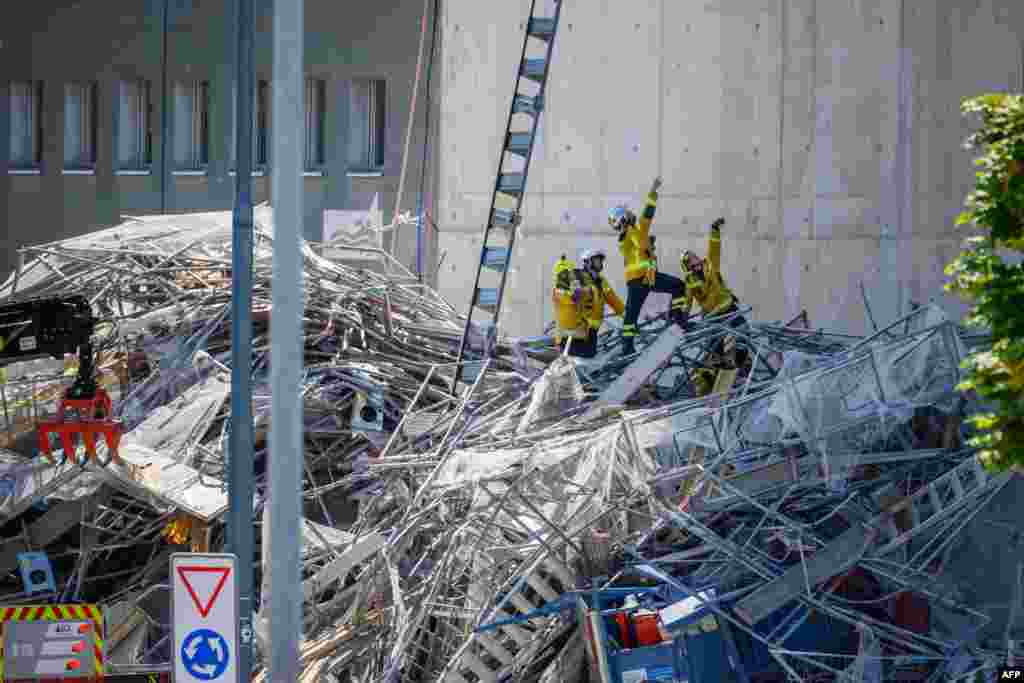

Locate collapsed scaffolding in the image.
[0,209,1016,682]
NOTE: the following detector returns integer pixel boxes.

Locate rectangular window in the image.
[9,81,43,169]
[232,79,270,169]
[172,80,210,170]
[116,79,153,170]
[64,82,98,170]
[348,79,385,171]
[304,78,326,171]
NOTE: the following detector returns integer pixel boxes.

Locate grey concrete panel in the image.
[661,2,724,199]
[438,0,1024,337]
[597,0,660,194]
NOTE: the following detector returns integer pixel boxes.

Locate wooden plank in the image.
[189,519,211,553]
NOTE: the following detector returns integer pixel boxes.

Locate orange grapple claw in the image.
[36,388,123,466]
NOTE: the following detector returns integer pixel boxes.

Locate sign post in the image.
[171,554,238,683]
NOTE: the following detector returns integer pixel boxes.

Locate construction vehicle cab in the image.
[0,295,122,464]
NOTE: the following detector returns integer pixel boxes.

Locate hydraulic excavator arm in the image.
[0,295,122,465]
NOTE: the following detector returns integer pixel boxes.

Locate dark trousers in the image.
[567,329,598,359]
[622,272,687,355]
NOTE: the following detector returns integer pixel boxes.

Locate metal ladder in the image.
[442,553,574,683]
[453,0,564,388]
[867,453,1011,558]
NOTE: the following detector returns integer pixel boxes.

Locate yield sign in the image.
[177,565,230,618]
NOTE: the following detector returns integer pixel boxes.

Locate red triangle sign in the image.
[177,565,230,618]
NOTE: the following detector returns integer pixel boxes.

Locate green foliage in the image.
[945,94,1024,471]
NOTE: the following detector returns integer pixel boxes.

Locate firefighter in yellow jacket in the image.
[679,218,749,369]
[574,248,624,358]
[551,255,586,353]
[609,176,688,355]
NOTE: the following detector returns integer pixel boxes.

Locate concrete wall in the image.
[1,0,440,281]
[436,0,1024,337]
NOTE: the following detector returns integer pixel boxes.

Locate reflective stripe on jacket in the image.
[681,224,736,316]
[619,191,659,282]
[580,271,625,329]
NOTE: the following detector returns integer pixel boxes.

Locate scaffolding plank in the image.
[583,325,685,421]
[0,495,106,575]
[733,522,869,626]
[100,443,228,522]
[526,572,560,604]
[302,532,386,602]
[0,455,83,521]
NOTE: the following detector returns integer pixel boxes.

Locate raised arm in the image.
[708,217,724,274]
[635,176,662,241]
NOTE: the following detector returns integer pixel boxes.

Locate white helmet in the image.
[580,248,607,271]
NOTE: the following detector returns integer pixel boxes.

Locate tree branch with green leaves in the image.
[945,93,1024,471]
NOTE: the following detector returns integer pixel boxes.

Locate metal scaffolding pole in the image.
[228,0,256,676]
[267,0,305,679]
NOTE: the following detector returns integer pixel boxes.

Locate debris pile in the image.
[0,209,1016,682]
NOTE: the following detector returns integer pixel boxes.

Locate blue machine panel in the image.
[610,642,679,682]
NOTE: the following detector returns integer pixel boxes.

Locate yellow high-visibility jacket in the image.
[579,271,625,329]
[618,191,659,283]
[681,223,736,316]
[552,267,586,343]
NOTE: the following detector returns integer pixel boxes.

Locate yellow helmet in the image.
[552,254,575,277]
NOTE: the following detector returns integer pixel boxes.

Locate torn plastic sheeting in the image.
[630,320,963,464]
[532,430,621,532]
[516,355,585,435]
[508,339,545,380]
[430,442,579,488]
[871,326,962,409]
[117,360,214,429]
[120,372,230,462]
[630,403,724,454]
